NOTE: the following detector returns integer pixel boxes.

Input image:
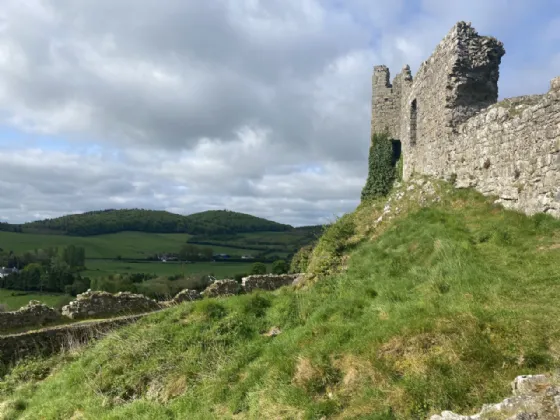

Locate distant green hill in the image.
[17,209,294,236]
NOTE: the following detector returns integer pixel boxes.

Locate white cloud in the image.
[0,0,557,225]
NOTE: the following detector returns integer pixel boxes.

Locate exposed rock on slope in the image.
[431,374,560,419]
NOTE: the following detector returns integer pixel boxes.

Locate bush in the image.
[271,260,288,275]
[306,213,356,277]
[290,245,313,273]
[361,132,396,200]
[250,262,267,275]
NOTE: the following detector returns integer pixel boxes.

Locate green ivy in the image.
[361,132,396,200]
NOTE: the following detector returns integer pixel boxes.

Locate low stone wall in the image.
[0,301,62,332]
[0,314,147,365]
[61,290,162,320]
[241,274,302,293]
[0,274,306,365]
[0,274,304,334]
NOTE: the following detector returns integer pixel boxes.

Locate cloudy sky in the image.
[0,0,558,226]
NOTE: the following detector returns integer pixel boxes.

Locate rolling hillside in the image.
[0,210,322,261]
[17,209,293,236]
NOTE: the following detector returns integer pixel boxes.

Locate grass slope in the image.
[1,180,559,419]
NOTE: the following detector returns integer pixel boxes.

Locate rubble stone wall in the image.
[0,301,62,331]
[241,274,301,293]
[61,290,162,320]
[0,314,146,365]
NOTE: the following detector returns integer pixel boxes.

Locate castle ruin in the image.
[371,21,560,217]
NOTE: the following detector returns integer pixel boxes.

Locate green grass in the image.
[0,231,258,260]
[0,289,71,311]
[1,181,559,419]
[83,260,270,279]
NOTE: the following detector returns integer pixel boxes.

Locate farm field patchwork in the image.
[0,231,257,260]
[83,259,269,279]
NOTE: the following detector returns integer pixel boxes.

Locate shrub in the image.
[196,300,227,320]
[242,293,271,317]
[318,213,356,256]
[361,132,396,200]
[306,213,356,277]
[271,260,288,275]
[250,262,267,275]
[290,245,313,273]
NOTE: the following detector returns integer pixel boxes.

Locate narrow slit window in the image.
[410,99,418,146]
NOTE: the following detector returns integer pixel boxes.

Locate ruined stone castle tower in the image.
[371,21,560,217]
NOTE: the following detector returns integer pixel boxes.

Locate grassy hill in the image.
[2,178,559,419]
[0,210,320,267]
[17,209,292,236]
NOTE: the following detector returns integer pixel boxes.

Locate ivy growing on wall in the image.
[361,132,396,200]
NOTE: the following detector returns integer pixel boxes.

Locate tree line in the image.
[0,245,90,295]
[20,209,293,236]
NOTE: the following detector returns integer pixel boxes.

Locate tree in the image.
[62,245,85,269]
[179,244,201,261]
[22,263,43,291]
[201,247,214,261]
[271,260,288,275]
[250,262,267,275]
[361,132,396,200]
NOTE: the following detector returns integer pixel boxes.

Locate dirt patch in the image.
[537,243,560,251]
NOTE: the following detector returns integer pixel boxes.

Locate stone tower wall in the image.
[370,65,400,140]
[370,21,560,217]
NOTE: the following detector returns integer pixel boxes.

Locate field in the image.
[0,231,259,260]
[188,229,321,257]
[0,289,71,311]
[83,260,270,279]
